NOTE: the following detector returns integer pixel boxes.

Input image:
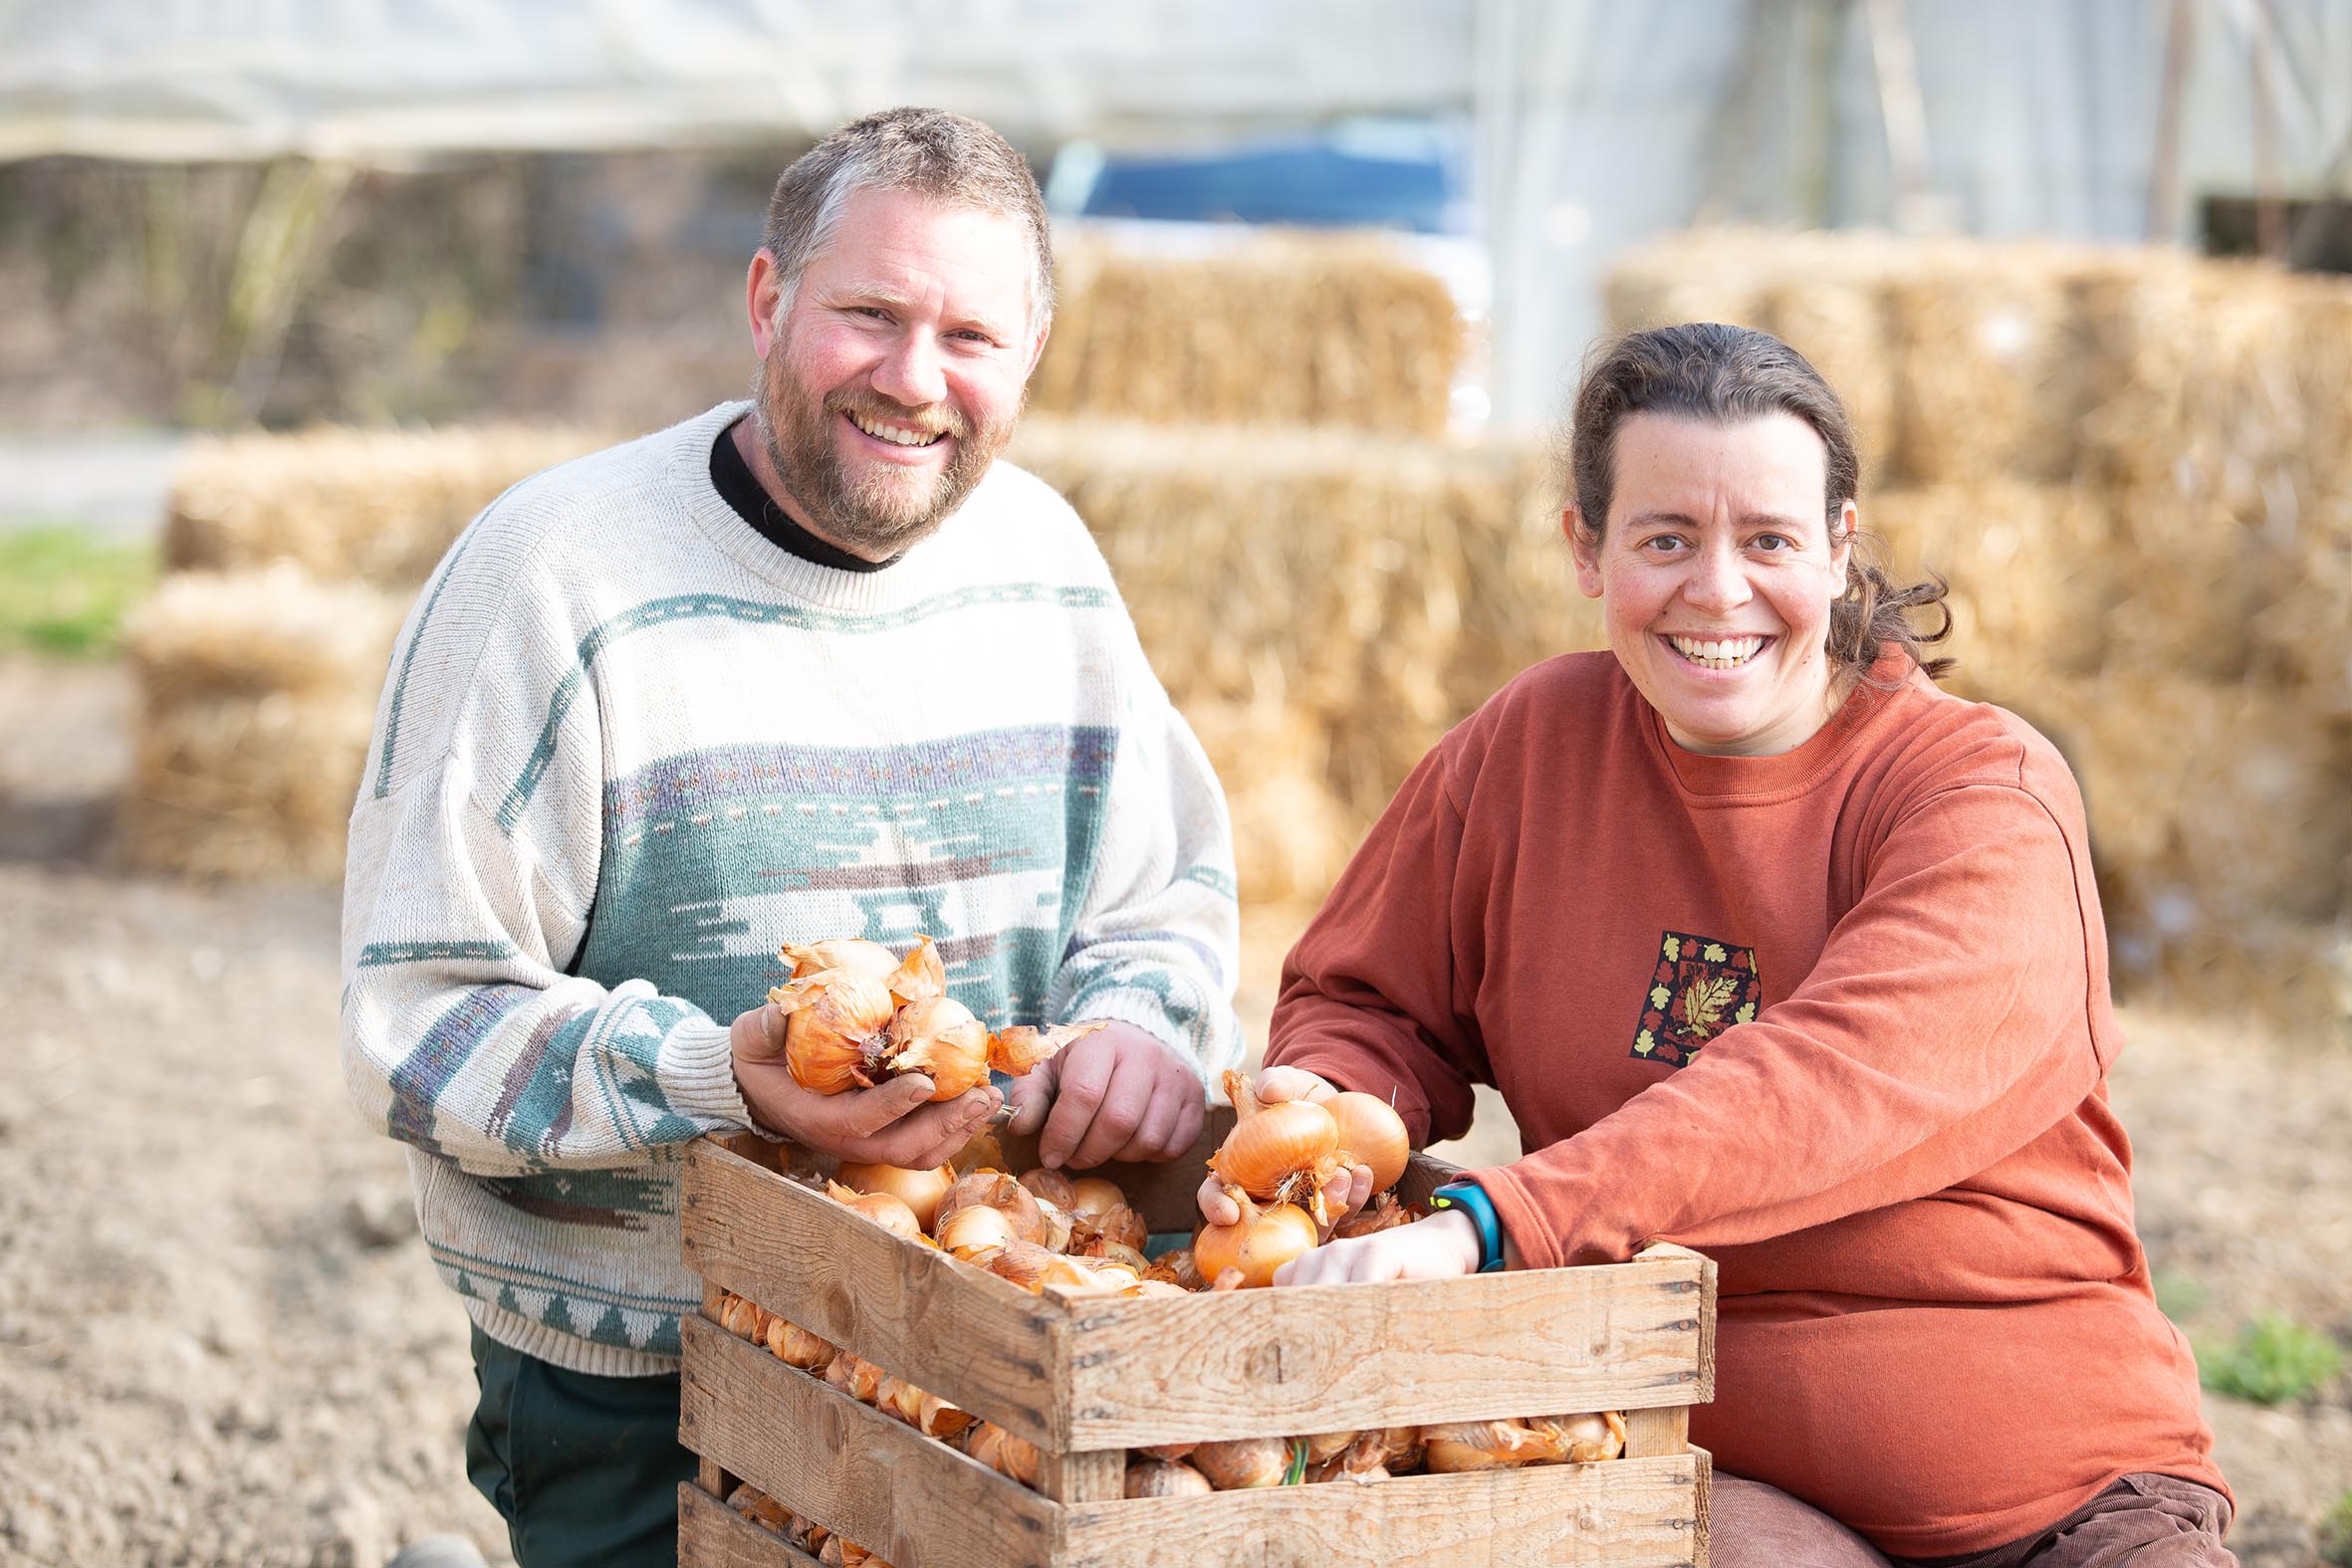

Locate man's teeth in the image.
[1669,634,1764,669]
[848,410,944,447]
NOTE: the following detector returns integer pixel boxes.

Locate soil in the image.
[1,655,2345,1567]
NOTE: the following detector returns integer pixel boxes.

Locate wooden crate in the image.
[677,1113,1715,1568]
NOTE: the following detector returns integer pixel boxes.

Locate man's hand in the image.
[1271,1210,1481,1286]
[730,1004,999,1169]
[1003,1021,1206,1169]
[1195,1064,1375,1228]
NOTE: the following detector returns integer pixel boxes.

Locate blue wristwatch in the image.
[1426,1181,1508,1272]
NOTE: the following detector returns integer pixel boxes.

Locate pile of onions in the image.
[768,933,1103,1100]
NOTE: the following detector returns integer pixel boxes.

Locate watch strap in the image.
[1427,1180,1507,1272]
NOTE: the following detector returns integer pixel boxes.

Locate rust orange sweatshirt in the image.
[1267,650,2225,1558]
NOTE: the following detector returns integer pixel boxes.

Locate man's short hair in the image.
[761,106,1055,332]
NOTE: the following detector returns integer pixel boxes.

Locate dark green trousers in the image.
[466,1323,697,1568]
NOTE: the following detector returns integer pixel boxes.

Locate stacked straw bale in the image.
[1012,418,1577,885]
[1035,230,1464,437]
[1607,231,2352,1030]
[119,564,407,881]
[165,426,603,590]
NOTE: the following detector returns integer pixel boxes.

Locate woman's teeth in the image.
[1669,634,1764,669]
[848,410,944,447]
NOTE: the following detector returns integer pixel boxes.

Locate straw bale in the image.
[2116,917,2350,1040]
[1179,698,1355,906]
[1012,418,1581,835]
[123,562,407,705]
[1034,230,1463,436]
[1757,271,1897,487]
[165,425,602,590]
[1865,482,2111,697]
[2257,277,2352,708]
[119,688,378,883]
[1882,243,2079,486]
[1600,228,1772,334]
[118,565,407,881]
[2007,676,2352,938]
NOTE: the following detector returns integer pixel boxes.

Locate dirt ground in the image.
[1,654,2346,1567]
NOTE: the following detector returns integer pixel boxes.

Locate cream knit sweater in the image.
[340,402,1243,1375]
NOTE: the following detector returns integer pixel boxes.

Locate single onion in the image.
[1422,1420,1567,1472]
[1065,1176,1129,1222]
[1124,1458,1214,1497]
[1302,1431,1357,1464]
[889,996,994,1100]
[914,1391,976,1444]
[823,1181,923,1240]
[981,1239,1097,1294]
[1138,1440,1198,1462]
[764,1316,836,1373]
[823,1352,887,1406]
[728,1483,794,1534]
[964,1422,1041,1488]
[1193,1191,1319,1288]
[835,1162,954,1232]
[1210,1071,1343,1224]
[934,1172,1049,1245]
[715,1291,767,1343]
[874,1374,925,1427]
[1539,1410,1628,1462]
[1375,1426,1427,1473]
[1326,1091,1411,1193]
[771,969,898,1094]
[1073,1202,1148,1256]
[1018,1168,1078,1209]
[936,1205,1020,1258]
[1192,1436,1294,1489]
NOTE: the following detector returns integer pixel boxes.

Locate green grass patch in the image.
[2321,1489,2352,1568]
[2152,1267,2206,1326]
[2198,1313,2344,1406]
[0,526,155,657]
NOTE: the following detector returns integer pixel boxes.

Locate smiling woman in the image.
[1251,323,2240,1565]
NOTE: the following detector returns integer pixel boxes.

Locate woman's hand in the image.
[1194,1065,1376,1228]
[1271,1210,1482,1285]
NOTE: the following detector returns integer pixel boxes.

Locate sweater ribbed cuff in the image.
[656,1018,757,1134]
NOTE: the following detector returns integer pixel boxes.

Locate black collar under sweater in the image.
[710,420,899,573]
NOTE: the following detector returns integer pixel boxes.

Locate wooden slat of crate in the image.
[685,1313,1709,1568]
[1058,1456,1711,1568]
[676,1481,825,1568]
[683,1139,1065,1451]
[683,1312,1063,1568]
[1056,1249,1710,1447]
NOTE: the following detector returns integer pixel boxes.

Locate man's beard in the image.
[751,351,1013,558]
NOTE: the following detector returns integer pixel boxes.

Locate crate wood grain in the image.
[682,1309,1711,1568]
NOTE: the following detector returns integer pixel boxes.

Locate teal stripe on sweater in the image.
[372,515,493,798]
[358,938,520,968]
[495,583,1118,832]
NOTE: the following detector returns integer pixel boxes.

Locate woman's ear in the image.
[1566,505,1604,599]
[1830,499,1857,593]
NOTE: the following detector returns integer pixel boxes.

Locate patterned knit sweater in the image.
[340,401,1244,1376]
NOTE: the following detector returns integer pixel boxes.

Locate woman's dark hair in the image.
[1563,322,1953,684]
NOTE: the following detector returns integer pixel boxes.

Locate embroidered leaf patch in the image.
[1630,930,1763,1069]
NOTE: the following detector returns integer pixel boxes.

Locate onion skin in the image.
[965,1423,1041,1488]
[781,938,899,980]
[1326,1092,1411,1192]
[823,1181,923,1240]
[764,1317,836,1373]
[1331,1192,1415,1239]
[835,1162,954,1232]
[1124,1458,1214,1497]
[823,1352,887,1406]
[1193,1194,1319,1288]
[1422,1419,1567,1472]
[935,1171,1050,1245]
[1018,1168,1078,1210]
[1542,1410,1628,1462]
[773,969,898,1094]
[889,996,993,1100]
[1192,1436,1294,1489]
[935,1205,1019,1258]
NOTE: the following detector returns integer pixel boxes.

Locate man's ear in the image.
[746,250,786,359]
[1566,505,1604,599]
[1023,318,1051,379]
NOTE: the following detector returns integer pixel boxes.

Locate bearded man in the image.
[340,108,1241,1568]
